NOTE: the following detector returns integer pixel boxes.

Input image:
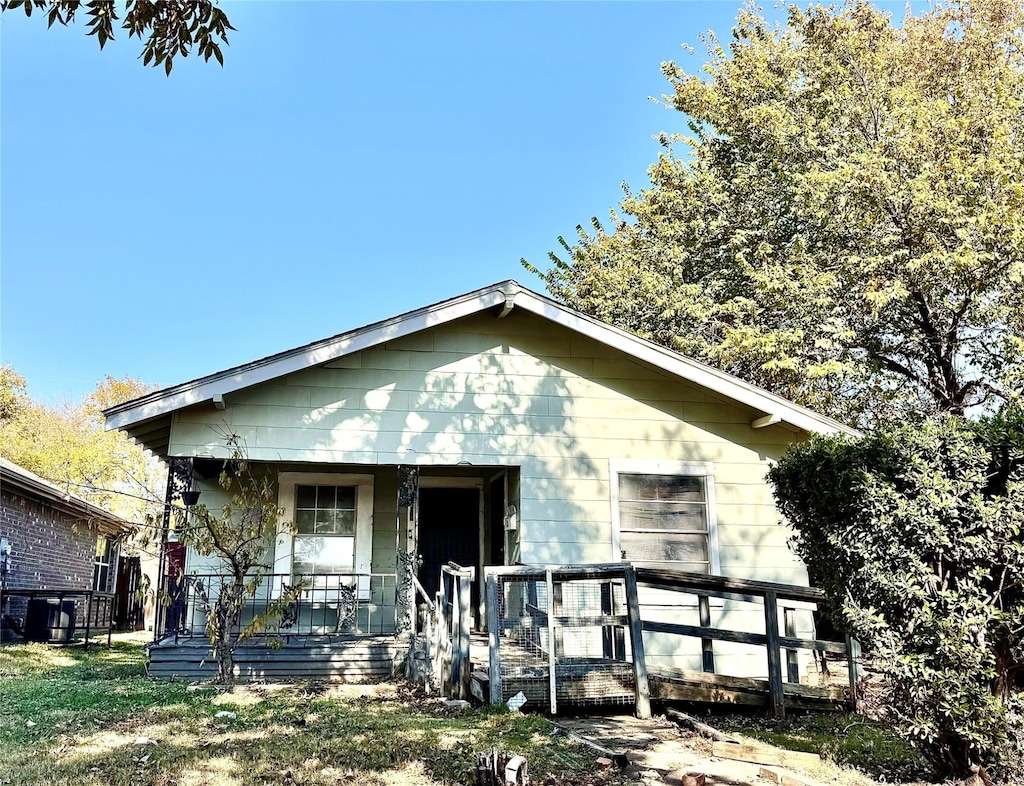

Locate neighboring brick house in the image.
[0,457,135,640]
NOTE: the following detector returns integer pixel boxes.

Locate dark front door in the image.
[113,555,144,631]
[417,487,480,606]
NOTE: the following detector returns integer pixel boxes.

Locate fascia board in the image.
[0,465,133,532]
[106,279,859,439]
[513,290,859,437]
[105,289,508,430]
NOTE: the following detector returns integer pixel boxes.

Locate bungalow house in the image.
[0,457,140,642]
[104,281,856,691]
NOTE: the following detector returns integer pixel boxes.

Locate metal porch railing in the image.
[0,587,115,648]
[161,571,401,643]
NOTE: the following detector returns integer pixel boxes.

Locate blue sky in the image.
[1,1,897,405]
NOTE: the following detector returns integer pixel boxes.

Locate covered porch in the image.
[148,459,520,678]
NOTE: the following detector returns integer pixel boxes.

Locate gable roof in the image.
[104,280,858,451]
[0,457,134,535]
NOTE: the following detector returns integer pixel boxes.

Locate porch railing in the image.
[0,588,115,649]
[162,572,400,643]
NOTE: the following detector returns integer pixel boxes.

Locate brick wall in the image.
[0,488,105,592]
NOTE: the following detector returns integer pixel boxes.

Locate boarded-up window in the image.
[617,473,710,573]
[293,485,357,574]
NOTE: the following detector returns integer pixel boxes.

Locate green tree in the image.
[0,0,234,74]
[177,435,302,686]
[0,370,165,522]
[0,365,29,422]
[769,414,1024,780]
[529,0,1024,428]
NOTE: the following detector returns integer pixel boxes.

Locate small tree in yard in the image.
[769,414,1024,781]
[177,436,303,686]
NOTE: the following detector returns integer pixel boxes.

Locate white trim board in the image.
[274,472,374,599]
[104,280,858,439]
[609,458,721,576]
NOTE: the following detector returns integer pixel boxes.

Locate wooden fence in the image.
[433,562,474,699]
[475,563,858,719]
[483,563,651,717]
[635,567,860,718]
[0,588,115,648]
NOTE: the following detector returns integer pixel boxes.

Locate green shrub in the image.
[769,413,1024,781]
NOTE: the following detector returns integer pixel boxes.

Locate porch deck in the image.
[148,635,406,681]
[467,631,848,713]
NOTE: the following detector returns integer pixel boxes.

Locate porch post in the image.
[157,457,194,642]
[396,466,419,634]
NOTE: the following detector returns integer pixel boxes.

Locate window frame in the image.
[274,473,374,590]
[609,459,721,575]
[93,535,115,592]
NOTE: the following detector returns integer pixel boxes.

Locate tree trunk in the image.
[216,635,235,686]
[992,638,1019,703]
[213,582,244,687]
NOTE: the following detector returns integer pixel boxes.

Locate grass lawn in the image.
[712,711,931,783]
[0,634,605,786]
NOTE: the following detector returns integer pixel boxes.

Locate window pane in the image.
[620,474,704,502]
[335,487,356,510]
[293,552,316,574]
[295,510,316,534]
[619,501,707,532]
[315,509,338,534]
[316,486,335,508]
[317,537,355,572]
[620,531,709,564]
[296,485,318,508]
[335,510,356,536]
[293,536,354,574]
[292,484,361,574]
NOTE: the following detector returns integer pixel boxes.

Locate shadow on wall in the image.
[178,311,803,578]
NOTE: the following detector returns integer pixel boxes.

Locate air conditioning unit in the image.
[24,598,76,643]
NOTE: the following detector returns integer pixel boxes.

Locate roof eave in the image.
[0,462,134,533]
[104,280,859,440]
[104,284,511,430]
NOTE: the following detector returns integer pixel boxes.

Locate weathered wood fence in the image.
[635,568,860,718]
[475,563,858,719]
[433,562,474,699]
[483,563,651,718]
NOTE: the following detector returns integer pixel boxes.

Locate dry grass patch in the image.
[1,634,607,786]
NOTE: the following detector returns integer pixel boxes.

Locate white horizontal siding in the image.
[169,309,808,587]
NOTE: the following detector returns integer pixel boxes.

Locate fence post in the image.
[623,565,651,719]
[448,573,463,698]
[433,590,446,693]
[698,594,715,673]
[846,634,862,711]
[763,590,785,719]
[458,573,472,700]
[437,572,451,695]
[784,607,800,684]
[83,591,93,650]
[545,569,558,714]
[486,573,502,705]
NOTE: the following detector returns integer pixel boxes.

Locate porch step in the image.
[147,636,407,682]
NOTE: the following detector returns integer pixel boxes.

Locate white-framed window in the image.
[274,473,374,582]
[610,459,720,574]
[93,535,114,592]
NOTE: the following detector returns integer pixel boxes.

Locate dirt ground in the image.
[555,713,937,786]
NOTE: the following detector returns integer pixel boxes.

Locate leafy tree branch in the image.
[1,0,234,74]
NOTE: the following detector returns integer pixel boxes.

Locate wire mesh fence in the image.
[486,566,641,712]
